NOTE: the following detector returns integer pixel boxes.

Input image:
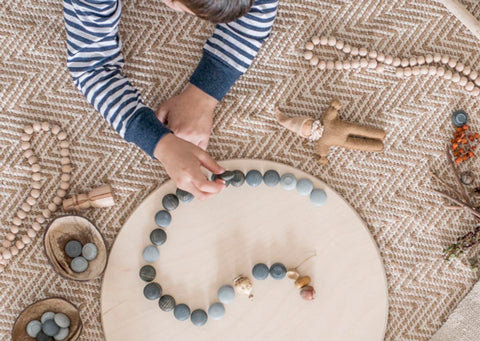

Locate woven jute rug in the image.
[2,0,480,340]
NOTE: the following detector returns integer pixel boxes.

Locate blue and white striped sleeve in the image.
[63,0,171,158]
[190,0,279,101]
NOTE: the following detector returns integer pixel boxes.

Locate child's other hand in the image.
[157,84,218,150]
[154,133,225,200]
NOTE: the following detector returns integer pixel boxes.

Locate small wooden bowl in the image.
[44,215,107,281]
[12,297,82,341]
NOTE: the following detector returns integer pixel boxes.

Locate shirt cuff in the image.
[190,50,243,102]
[124,106,172,158]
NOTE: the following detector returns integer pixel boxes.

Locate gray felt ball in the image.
[208,302,225,320]
[296,178,314,196]
[245,170,263,187]
[42,319,60,337]
[139,265,156,282]
[252,263,269,280]
[155,210,171,228]
[53,327,69,340]
[218,285,235,304]
[150,229,167,246]
[64,240,82,258]
[230,170,245,187]
[173,304,191,321]
[263,170,280,187]
[36,331,53,341]
[158,295,176,312]
[280,173,297,191]
[53,313,70,328]
[26,320,42,338]
[176,188,194,203]
[219,171,235,181]
[143,282,162,300]
[310,189,327,206]
[162,194,179,211]
[41,312,55,324]
[81,243,98,261]
[269,263,287,280]
[70,256,88,273]
[191,309,208,326]
[142,245,159,263]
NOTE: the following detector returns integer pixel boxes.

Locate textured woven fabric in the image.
[1,0,480,340]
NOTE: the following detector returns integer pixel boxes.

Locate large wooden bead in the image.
[21,133,31,142]
[3,249,12,260]
[351,59,360,69]
[384,55,393,65]
[417,56,426,65]
[359,47,367,56]
[343,61,351,70]
[24,125,34,134]
[21,202,31,212]
[409,57,417,66]
[327,37,336,47]
[36,214,46,224]
[368,59,377,69]
[303,51,313,60]
[376,53,385,62]
[319,36,328,45]
[41,122,51,131]
[463,66,471,76]
[295,276,312,289]
[412,66,420,76]
[31,189,41,199]
[420,65,429,75]
[475,78,480,87]
[334,61,343,70]
[12,217,22,226]
[17,210,27,219]
[342,44,351,54]
[24,149,34,158]
[48,203,57,212]
[433,53,441,62]
[10,226,19,234]
[60,149,69,157]
[326,61,334,70]
[60,182,70,191]
[335,40,344,50]
[10,246,19,256]
[32,222,42,232]
[448,58,457,68]
[21,142,31,150]
[2,240,12,248]
[318,60,326,70]
[473,87,480,96]
[425,54,433,63]
[15,240,25,250]
[31,164,41,173]
[466,82,475,91]
[62,165,72,173]
[58,132,67,141]
[437,67,445,77]
[459,76,468,86]
[6,233,15,241]
[61,157,70,165]
[392,57,401,67]
[57,189,67,198]
[404,67,412,77]
[395,68,404,77]
[32,173,41,181]
[304,42,314,51]
[26,196,36,206]
[428,66,437,76]
[441,55,449,64]
[470,71,478,80]
[401,58,409,67]
[28,156,38,165]
[350,47,359,56]
[22,235,31,244]
[309,56,319,66]
[444,70,453,80]
[27,228,36,238]
[53,196,63,205]
[360,58,368,68]
[368,50,377,59]
[32,181,42,189]
[452,73,461,83]
[51,125,61,135]
[59,140,69,149]
[33,122,41,132]
[455,63,464,72]
[42,209,52,218]
[311,36,320,45]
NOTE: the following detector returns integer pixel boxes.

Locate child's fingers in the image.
[156,106,169,124]
[197,151,224,174]
[192,174,224,194]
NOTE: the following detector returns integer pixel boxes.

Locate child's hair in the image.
[179,0,255,23]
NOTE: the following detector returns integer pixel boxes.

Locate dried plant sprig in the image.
[443,226,480,260]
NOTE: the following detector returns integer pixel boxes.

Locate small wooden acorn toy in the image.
[63,184,115,211]
[276,99,386,164]
[233,275,254,300]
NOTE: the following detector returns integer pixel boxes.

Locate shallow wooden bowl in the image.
[12,297,82,341]
[44,215,107,281]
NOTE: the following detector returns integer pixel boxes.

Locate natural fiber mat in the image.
[2,0,480,340]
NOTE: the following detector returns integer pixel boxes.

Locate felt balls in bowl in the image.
[12,298,82,341]
[43,215,107,281]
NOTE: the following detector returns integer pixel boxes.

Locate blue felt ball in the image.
[310,189,327,206]
[296,178,314,196]
[218,285,235,304]
[269,263,287,280]
[208,302,226,320]
[263,170,280,187]
[190,309,208,326]
[245,170,263,187]
[155,210,171,228]
[280,173,297,191]
[252,263,269,280]
[174,304,191,321]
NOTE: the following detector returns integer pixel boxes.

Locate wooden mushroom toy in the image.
[276,99,386,164]
[63,184,115,211]
[43,216,107,281]
[12,297,82,341]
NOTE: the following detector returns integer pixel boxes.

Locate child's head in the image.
[163,0,254,24]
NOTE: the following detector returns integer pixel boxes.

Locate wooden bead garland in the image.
[0,122,72,273]
[304,35,480,95]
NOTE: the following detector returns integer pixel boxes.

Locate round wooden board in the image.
[101,159,388,341]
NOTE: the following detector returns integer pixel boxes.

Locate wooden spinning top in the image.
[63,185,115,211]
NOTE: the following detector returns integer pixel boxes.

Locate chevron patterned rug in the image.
[2,0,480,340]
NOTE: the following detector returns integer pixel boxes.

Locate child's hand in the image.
[154,133,225,200]
[157,84,218,150]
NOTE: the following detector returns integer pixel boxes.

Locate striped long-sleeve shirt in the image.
[63,0,278,158]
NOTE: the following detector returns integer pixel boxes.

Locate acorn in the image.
[233,275,253,300]
[300,286,315,301]
[286,269,300,280]
[294,276,311,289]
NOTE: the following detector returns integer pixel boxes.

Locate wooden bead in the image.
[404,67,412,77]
[2,240,12,248]
[335,40,344,50]
[10,226,19,234]
[28,156,38,165]
[304,42,314,51]
[343,61,351,70]
[473,87,480,96]
[311,36,320,45]
[334,61,343,70]
[31,164,41,173]
[51,125,61,135]
[368,50,377,59]
[41,122,51,131]
[22,235,31,244]
[303,51,313,60]
[319,36,328,45]
[61,157,70,165]
[342,44,351,54]
[2,250,12,260]
[21,133,31,142]
[62,165,72,173]
[384,55,393,65]
[309,56,319,66]
[21,202,31,212]
[58,132,67,141]
[351,59,360,69]
[10,246,19,256]
[36,214,46,224]
[60,149,69,157]
[21,142,31,150]
[448,58,457,68]
[437,67,445,77]
[0,247,5,254]
[350,47,359,56]
[455,63,464,72]
[433,53,441,62]
[412,66,420,75]
[17,210,27,219]
[376,53,385,62]
[27,229,36,238]
[32,173,41,181]
[53,196,63,205]
[32,222,42,232]
[33,122,41,132]
[325,61,334,70]
[441,55,449,64]
[417,56,425,65]
[318,60,326,70]
[60,182,70,190]
[392,57,401,67]
[57,189,67,198]
[24,125,34,134]
[59,140,69,149]
[395,68,404,77]
[6,233,15,241]
[12,217,22,226]
[420,65,429,75]
[428,66,437,76]
[15,240,25,249]
[475,78,480,86]
[425,54,433,63]
[360,58,368,68]
[32,181,42,189]
[359,47,368,56]
[327,37,336,47]
[466,81,475,91]
[295,276,311,289]
[26,196,36,206]
[368,59,377,69]
[444,70,453,80]
[452,73,461,83]
[24,149,34,158]
[42,209,51,218]
[459,76,468,86]
[409,57,417,66]
[463,66,471,76]
[48,203,57,212]
[31,189,40,198]
[401,58,409,67]
[470,71,478,80]
[300,286,316,300]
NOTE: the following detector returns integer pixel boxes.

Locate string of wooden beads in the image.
[304,35,480,96]
[0,123,72,273]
